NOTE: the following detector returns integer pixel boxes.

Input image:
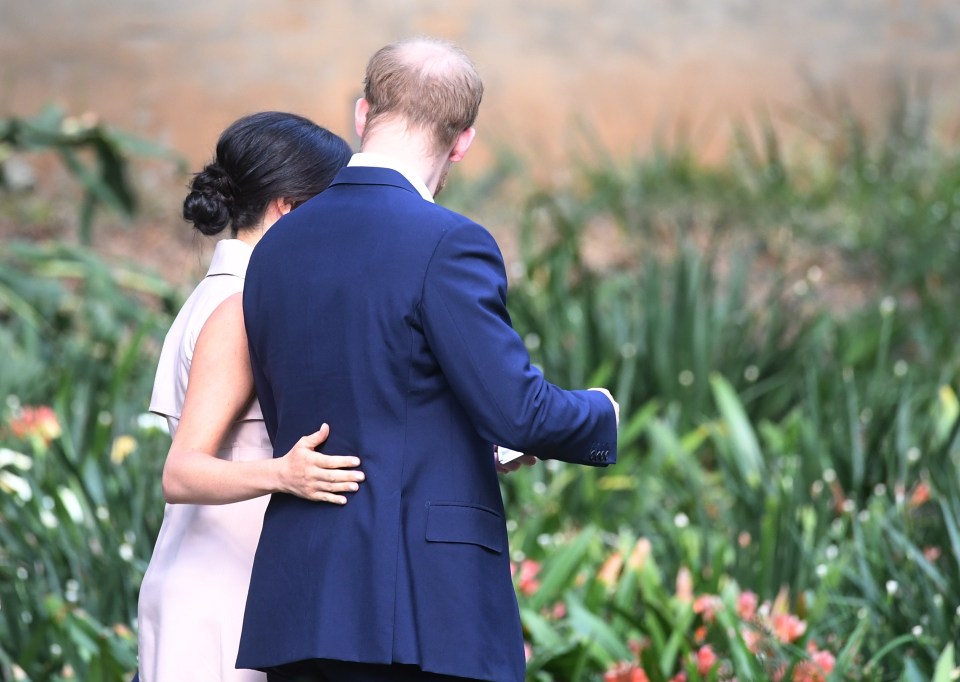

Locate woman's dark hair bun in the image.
[183,112,352,238]
[182,162,237,236]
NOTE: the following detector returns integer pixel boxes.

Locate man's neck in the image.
[360,127,448,196]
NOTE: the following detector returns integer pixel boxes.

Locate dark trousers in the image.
[265,659,482,682]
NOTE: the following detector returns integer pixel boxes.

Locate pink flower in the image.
[696,645,718,675]
[741,626,763,653]
[517,560,541,596]
[670,673,688,682]
[604,662,650,682]
[524,642,533,662]
[811,649,835,675]
[693,595,722,622]
[548,601,566,619]
[773,614,807,643]
[676,567,694,604]
[737,591,758,620]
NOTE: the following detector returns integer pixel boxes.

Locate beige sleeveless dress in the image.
[137,239,269,682]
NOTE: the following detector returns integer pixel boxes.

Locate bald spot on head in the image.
[361,37,483,154]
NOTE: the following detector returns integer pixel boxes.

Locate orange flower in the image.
[696,645,718,675]
[773,613,807,643]
[908,481,931,509]
[8,406,61,444]
[517,560,541,596]
[598,551,624,587]
[628,538,652,571]
[791,661,826,682]
[694,626,708,643]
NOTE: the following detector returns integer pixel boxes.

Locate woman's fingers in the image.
[305,452,362,470]
[297,424,331,450]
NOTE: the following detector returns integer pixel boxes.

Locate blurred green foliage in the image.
[1,92,960,680]
[0,105,183,245]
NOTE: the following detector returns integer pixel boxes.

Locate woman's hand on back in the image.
[278,423,365,504]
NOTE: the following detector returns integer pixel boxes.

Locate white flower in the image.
[58,487,84,523]
[118,543,135,562]
[879,296,897,316]
[678,370,694,387]
[0,448,32,470]
[816,564,828,578]
[911,625,923,637]
[886,580,899,596]
[674,513,690,529]
[825,545,839,561]
[0,471,32,501]
[40,509,58,528]
[823,469,837,483]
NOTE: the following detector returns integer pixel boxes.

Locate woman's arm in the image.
[161,293,364,505]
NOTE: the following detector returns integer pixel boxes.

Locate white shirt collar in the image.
[347,152,434,203]
[206,238,253,279]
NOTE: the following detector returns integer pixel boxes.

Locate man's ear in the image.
[354,98,370,139]
[448,127,476,163]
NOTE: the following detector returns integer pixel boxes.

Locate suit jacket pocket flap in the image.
[425,503,504,554]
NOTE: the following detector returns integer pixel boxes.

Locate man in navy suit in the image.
[238,37,619,682]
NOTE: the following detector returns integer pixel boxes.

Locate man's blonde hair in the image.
[362,37,483,154]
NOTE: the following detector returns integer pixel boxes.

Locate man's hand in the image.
[589,387,620,426]
[494,446,537,473]
[278,424,365,504]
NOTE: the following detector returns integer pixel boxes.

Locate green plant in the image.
[0,105,183,244]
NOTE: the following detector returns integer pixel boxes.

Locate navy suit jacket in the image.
[237,166,617,681]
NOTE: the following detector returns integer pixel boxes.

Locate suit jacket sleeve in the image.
[420,220,617,466]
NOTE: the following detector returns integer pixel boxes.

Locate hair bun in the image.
[182,162,237,236]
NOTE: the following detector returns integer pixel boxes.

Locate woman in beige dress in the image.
[136,112,363,682]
